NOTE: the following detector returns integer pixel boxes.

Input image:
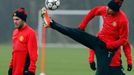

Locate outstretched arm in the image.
[79,6,102,30]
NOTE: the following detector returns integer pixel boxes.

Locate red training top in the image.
[79,6,130,66]
[9,24,38,72]
[79,6,128,49]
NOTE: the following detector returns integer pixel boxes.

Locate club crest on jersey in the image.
[19,35,24,42]
[112,21,117,27]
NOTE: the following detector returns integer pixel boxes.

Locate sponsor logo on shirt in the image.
[19,35,24,42]
[112,21,117,27]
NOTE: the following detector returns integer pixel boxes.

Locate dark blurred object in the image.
[90,61,96,71]
[127,64,132,71]
[8,68,12,75]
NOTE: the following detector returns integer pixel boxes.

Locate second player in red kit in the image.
[8,8,38,75]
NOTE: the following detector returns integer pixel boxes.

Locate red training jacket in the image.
[79,6,128,49]
[9,24,38,72]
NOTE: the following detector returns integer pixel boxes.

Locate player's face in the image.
[13,16,24,29]
[107,8,117,15]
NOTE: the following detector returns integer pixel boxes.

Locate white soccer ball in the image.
[45,0,60,10]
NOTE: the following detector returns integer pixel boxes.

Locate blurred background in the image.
[0,0,133,75]
[0,0,134,45]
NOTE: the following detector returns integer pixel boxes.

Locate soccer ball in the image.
[45,0,60,10]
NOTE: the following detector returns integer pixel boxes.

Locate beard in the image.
[18,24,24,29]
[15,22,24,29]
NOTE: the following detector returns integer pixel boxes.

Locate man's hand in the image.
[8,68,12,75]
[90,61,96,71]
[127,64,132,71]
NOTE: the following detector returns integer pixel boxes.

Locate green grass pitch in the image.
[0,44,133,75]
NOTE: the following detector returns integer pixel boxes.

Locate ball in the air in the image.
[45,0,60,10]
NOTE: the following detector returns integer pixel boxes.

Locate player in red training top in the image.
[8,8,38,75]
[41,0,130,75]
